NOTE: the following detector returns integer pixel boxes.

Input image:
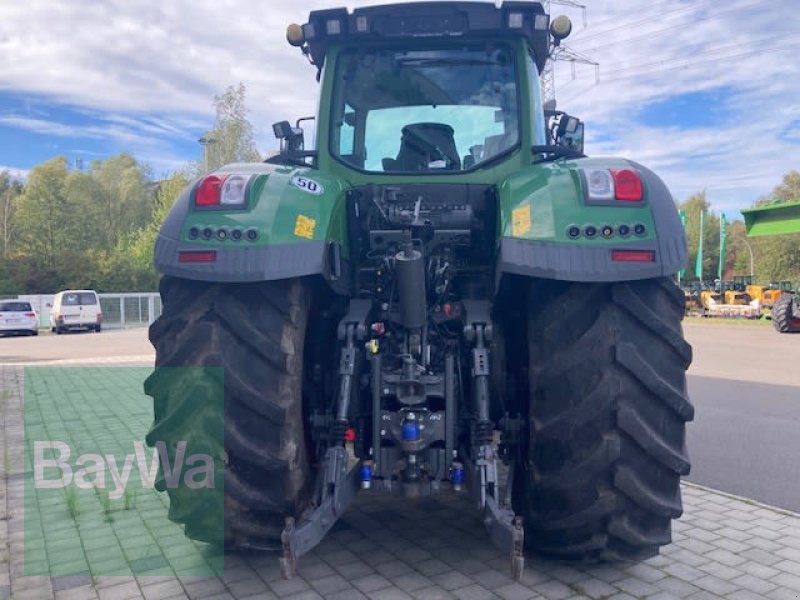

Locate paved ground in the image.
[2,324,800,599]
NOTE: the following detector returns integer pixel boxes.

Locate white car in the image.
[50,290,102,333]
[0,300,39,336]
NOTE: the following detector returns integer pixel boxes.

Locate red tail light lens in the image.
[25,312,36,317]
[611,169,643,201]
[195,175,228,206]
[611,249,655,262]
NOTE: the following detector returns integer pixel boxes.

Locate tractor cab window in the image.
[330,45,520,173]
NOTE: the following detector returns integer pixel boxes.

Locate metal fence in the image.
[13,293,161,330]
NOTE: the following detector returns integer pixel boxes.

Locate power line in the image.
[558,42,799,105]
[541,0,597,104]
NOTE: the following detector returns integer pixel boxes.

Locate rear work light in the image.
[179,250,217,264]
[611,249,655,262]
[583,168,644,203]
[195,174,251,208]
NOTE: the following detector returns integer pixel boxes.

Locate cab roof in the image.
[303,1,551,72]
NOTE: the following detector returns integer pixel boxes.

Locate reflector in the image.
[611,249,655,262]
[179,250,217,263]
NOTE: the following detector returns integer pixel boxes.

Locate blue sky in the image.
[1,0,799,219]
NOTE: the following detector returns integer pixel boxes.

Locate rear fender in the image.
[154,163,350,288]
[496,158,687,283]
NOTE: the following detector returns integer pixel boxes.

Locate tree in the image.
[755,170,800,205]
[679,191,720,282]
[87,153,153,248]
[13,157,81,281]
[201,82,262,172]
[750,171,800,282]
[0,171,23,255]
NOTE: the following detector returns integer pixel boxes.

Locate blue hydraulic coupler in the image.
[452,462,465,492]
[402,420,421,442]
[360,463,373,490]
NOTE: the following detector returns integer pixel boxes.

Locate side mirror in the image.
[555,115,584,154]
[273,120,305,155]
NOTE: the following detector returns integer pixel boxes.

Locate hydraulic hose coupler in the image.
[451,461,465,492]
[360,461,374,490]
[402,413,421,442]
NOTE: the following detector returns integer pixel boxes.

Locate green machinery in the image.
[145,1,694,579]
[743,201,800,333]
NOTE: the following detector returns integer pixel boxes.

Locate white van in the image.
[50,290,103,333]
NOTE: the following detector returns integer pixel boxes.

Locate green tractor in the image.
[145,1,694,579]
[743,200,800,333]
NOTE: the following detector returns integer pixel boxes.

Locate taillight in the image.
[97,313,103,323]
[195,175,227,206]
[195,174,251,208]
[25,312,36,317]
[611,169,643,201]
[611,249,655,262]
[582,168,644,203]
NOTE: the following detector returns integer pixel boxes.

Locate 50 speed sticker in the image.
[292,176,324,195]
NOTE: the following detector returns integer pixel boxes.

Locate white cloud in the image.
[0,0,798,216]
[0,165,29,180]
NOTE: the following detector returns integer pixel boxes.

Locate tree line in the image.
[0,84,260,295]
[679,171,800,285]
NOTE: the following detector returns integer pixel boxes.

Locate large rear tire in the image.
[772,294,800,333]
[144,276,314,549]
[516,277,694,561]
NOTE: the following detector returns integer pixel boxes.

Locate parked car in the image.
[0,300,39,336]
[50,290,102,333]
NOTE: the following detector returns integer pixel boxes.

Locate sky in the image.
[1,0,798,219]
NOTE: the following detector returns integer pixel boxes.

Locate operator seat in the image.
[383,122,461,172]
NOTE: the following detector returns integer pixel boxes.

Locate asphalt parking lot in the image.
[1,322,800,599]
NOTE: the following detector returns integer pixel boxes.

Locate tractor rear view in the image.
[145,1,694,580]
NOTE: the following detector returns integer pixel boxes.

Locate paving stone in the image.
[470,570,514,590]
[492,582,538,600]
[140,580,184,600]
[366,587,415,600]
[431,571,475,592]
[413,586,457,600]
[54,587,100,600]
[323,590,365,600]
[614,576,661,597]
[97,581,142,600]
[529,579,572,600]
[773,572,800,593]
[351,573,392,594]
[390,571,435,592]
[571,578,618,599]
[654,576,701,598]
[181,578,228,599]
[267,576,310,597]
[692,574,739,596]
[451,584,496,600]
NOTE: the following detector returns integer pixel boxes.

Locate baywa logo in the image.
[34,440,215,499]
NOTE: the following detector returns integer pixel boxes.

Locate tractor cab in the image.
[276,2,580,173]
